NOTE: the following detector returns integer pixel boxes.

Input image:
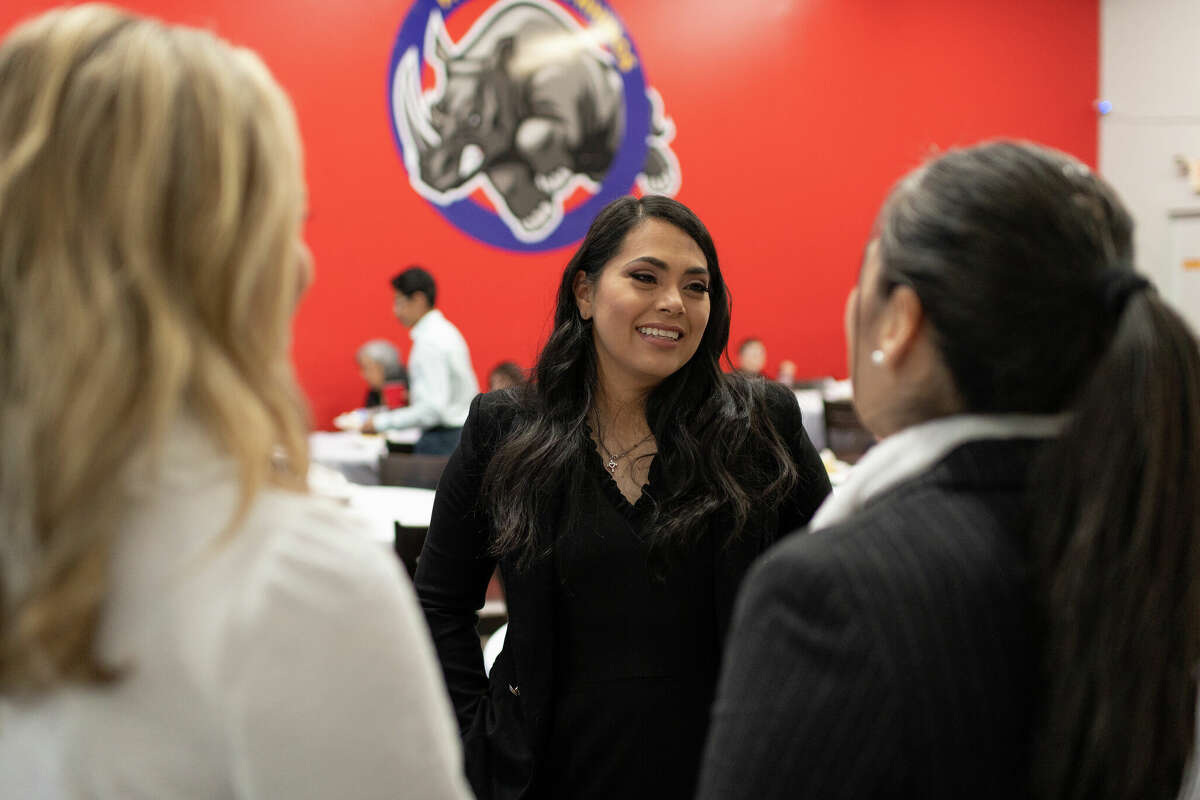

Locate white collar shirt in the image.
[373,308,478,432]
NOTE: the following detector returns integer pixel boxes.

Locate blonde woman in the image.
[0,7,471,799]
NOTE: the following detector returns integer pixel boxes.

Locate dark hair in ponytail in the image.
[1034,289,1200,800]
[876,141,1200,799]
[481,195,797,568]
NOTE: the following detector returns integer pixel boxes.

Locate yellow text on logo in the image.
[569,0,638,72]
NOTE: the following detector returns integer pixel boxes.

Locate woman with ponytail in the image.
[415,194,831,799]
[0,7,469,798]
[698,141,1200,800]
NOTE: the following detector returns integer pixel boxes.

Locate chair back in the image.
[823,398,875,464]
[378,453,450,489]
[393,523,427,579]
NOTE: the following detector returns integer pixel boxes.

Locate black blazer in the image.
[697,438,1042,800]
[415,382,831,800]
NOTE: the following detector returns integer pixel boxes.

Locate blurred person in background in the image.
[357,338,408,408]
[364,266,479,455]
[0,7,471,798]
[487,360,526,392]
[775,359,796,387]
[332,339,407,431]
[734,336,766,376]
[698,141,1200,800]
[415,195,830,800]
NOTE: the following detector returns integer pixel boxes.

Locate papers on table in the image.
[384,427,422,446]
[309,431,386,466]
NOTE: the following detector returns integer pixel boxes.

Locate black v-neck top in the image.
[538,440,719,799]
[414,380,833,800]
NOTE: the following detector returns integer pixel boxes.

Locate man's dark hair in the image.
[390,266,437,306]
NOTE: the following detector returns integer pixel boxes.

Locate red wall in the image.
[1,1,1099,427]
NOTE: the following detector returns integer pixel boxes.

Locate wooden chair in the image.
[393,523,427,580]
[393,521,508,635]
[823,398,875,464]
[377,453,450,490]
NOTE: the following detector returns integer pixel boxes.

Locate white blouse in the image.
[0,426,472,799]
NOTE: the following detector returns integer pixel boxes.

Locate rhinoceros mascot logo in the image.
[389,0,680,251]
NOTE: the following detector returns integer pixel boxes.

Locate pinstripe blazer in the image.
[697,438,1042,799]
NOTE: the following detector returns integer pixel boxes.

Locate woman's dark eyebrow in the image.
[623,256,709,276]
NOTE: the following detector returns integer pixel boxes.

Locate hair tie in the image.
[1097,269,1150,316]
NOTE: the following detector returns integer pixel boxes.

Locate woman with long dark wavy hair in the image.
[698,141,1200,800]
[415,195,831,799]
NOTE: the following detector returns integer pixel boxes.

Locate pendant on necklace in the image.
[606,457,618,475]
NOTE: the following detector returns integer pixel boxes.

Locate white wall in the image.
[1100,0,1200,326]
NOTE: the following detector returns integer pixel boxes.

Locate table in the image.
[347,485,436,545]
[385,428,422,446]
[308,460,434,545]
[308,465,509,625]
[308,429,423,485]
[793,388,826,452]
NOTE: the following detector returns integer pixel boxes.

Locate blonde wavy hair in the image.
[0,5,311,693]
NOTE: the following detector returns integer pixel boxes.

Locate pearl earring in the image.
[870,349,885,365]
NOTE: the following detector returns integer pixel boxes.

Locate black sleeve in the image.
[765,381,832,538]
[696,538,902,799]
[414,393,501,734]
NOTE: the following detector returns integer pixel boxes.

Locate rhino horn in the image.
[425,10,454,67]
[434,32,451,65]
[397,48,441,153]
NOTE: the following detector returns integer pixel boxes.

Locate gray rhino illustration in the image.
[393,0,680,242]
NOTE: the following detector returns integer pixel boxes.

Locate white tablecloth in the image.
[309,429,424,486]
[308,431,386,466]
[308,462,435,546]
[794,389,826,452]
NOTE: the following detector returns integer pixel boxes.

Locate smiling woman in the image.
[414,194,832,800]
[574,219,712,417]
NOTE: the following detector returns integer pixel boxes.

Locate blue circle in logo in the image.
[387,0,651,253]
